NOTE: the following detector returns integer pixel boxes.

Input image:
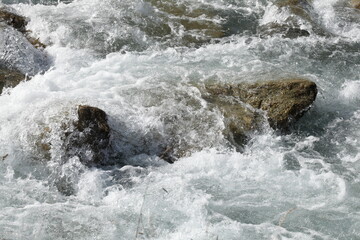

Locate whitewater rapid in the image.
[0,0,360,239]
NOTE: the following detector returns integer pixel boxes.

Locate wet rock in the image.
[275,0,315,25]
[0,6,49,76]
[277,0,313,10]
[147,0,218,19]
[146,0,225,46]
[277,0,313,12]
[0,24,50,75]
[203,79,317,145]
[0,68,25,94]
[179,19,225,38]
[63,105,111,166]
[0,6,27,33]
[258,23,310,39]
[26,36,47,49]
[258,0,331,38]
[351,0,360,9]
[0,6,46,49]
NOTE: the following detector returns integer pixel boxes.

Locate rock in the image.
[277,0,313,9]
[179,19,225,38]
[146,0,225,46]
[147,0,218,19]
[0,6,27,33]
[203,79,317,145]
[0,7,49,75]
[258,23,310,39]
[0,7,49,76]
[0,6,46,49]
[275,0,314,25]
[26,36,47,49]
[63,105,111,166]
[35,105,111,195]
[76,105,110,136]
[0,24,50,75]
[351,0,360,9]
[258,0,331,38]
[0,68,25,94]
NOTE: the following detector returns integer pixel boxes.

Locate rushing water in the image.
[0,0,360,239]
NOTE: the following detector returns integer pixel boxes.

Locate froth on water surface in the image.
[0,0,360,239]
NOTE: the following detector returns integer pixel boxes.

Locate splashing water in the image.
[0,0,359,239]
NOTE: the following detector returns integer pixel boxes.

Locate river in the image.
[0,0,359,239]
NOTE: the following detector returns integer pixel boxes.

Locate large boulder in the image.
[0,68,25,94]
[63,105,111,166]
[203,79,317,145]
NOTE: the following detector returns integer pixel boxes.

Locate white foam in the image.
[313,0,360,40]
[340,80,360,101]
[0,0,359,239]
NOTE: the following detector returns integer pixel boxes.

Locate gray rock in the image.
[0,24,50,76]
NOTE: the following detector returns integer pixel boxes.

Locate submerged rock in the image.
[0,68,25,94]
[0,6,49,77]
[63,105,111,166]
[258,23,310,39]
[203,79,317,145]
[258,0,330,38]
[278,1,313,19]
[146,0,225,46]
[179,18,225,38]
[277,0,313,11]
[31,105,112,195]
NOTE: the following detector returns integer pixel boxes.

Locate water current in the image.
[0,0,359,239]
